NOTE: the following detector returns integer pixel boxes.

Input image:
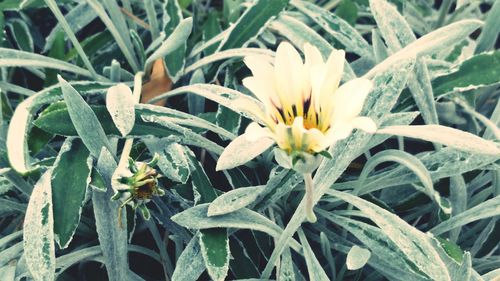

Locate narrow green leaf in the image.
[0,48,93,77]
[58,75,112,158]
[171,234,205,281]
[23,170,55,281]
[52,138,92,249]
[8,19,33,52]
[216,132,274,171]
[475,0,500,53]
[146,17,193,72]
[293,1,372,60]
[433,51,500,97]
[208,185,266,216]
[218,0,289,51]
[171,204,301,252]
[186,150,230,281]
[318,211,428,281]
[43,2,98,53]
[146,140,190,184]
[326,189,451,281]
[163,0,187,82]
[199,229,230,281]
[430,195,500,235]
[365,19,483,78]
[297,228,329,281]
[377,125,500,156]
[202,13,222,56]
[92,148,129,281]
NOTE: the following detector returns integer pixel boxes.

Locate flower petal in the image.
[327,122,354,142]
[305,128,328,153]
[244,55,274,78]
[320,49,345,100]
[304,43,324,67]
[242,76,277,109]
[245,122,273,141]
[291,117,306,150]
[274,42,304,118]
[351,116,377,133]
[332,78,373,122]
[274,148,292,169]
[243,56,280,107]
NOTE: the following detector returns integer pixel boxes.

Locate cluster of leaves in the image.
[0,0,499,280]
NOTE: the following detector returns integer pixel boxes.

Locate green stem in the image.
[435,0,453,28]
[304,173,317,223]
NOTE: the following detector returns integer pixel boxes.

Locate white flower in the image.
[217,42,376,172]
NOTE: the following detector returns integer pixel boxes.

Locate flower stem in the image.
[303,173,317,223]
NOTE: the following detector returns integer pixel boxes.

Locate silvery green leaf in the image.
[370,0,438,124]
[8,19,33,52]
[146,17,193,69]
[377,125,500,156]
[59,75,112,158]
[199,229,230,281]
[365,19,483,78]
[334,148,499,195]
[346,245,371,270]
[292,0,374,60]
[52,138,92,249]
[297,229,329,281]
[86,0,139,72]
[319,212,428,281]
[171,204,301,252]
[208,185,266,216]
[171,234,205,281]
[0,81,35,96]
[106,83,135,137]
[0,47,93,77]
[217,0,289,51]
[92,148,129,281]
[43,2,97,53]
[147,84,265,123]
[326,189,451,281]
[0,242,23,269]
[23,170,55,281]
[216,133,274,171]
[0,260,16,281]
[475,0,500,54]
[279,247,296,281]
[146,140,190,184]
[184,48,274,75]
[430,195,500,235]
[357,149,450,215]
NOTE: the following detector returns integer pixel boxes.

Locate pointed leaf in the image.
[346,245,371,270]
[52,138,92,248]
[216,134,274,171]
[377,125,500,156]
[208,185,266,216]
[23,170,55,281]
[58,75,112,158]
[199,229,230,281]
[106,83,135,136]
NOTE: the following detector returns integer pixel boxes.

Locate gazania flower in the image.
[112,154,165,223]
[217,42,376,222]
[243,42,375,170]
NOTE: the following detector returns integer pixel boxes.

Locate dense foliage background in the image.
[0,0,499,280]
